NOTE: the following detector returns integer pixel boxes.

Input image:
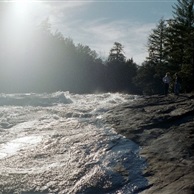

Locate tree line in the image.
[136,0,194,94]
[0,18,138,94]
[0,0,193,94]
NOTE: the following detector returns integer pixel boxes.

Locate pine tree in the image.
[144,19,169,94]
[170,0,194,91]
[108,42,126,63]
[147,18,168,66]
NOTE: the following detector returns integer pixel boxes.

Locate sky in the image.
[1,0,177,65]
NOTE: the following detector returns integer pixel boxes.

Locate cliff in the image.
[105,94,194,194]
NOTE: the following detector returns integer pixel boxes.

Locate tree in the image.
[138,0,194,94]
[108,42,126,63]
[124,58,138,93]
[142,19,170,94]
[147,18,168,66]
[134,62,161,95]
[106,42,125,91]
[171,0,194,91]
[105,43,138,93]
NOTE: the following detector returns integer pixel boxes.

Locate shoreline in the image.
[104,94,194,194]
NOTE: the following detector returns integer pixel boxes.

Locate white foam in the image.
[0,135,42,159]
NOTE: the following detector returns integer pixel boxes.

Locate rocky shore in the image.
[0,93,193,194]
[105,94,194,194]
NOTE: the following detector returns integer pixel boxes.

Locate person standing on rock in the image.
[162,72,171,96]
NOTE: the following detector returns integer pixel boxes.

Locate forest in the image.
[0,0,193,94]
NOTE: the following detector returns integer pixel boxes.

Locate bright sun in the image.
[12,0,31,17]
[5,0,39,46]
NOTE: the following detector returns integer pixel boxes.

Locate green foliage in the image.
[0,18,137,93]
[147,18,168,65]
[180,64,193,92]
[106,43,138,93]
[108,42,126,63]
[134,62,162,95]
[135,0,194,94]
[1,0,193,94]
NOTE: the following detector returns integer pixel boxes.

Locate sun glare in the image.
[8,0,41,27]
[2,0,41,60]
[12,0,31,18]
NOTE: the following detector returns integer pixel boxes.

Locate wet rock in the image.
[105,94,194,194]
[0,93,193,194]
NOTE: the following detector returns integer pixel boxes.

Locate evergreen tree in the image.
[134,62,157,95]
[147,18,168,66]
[106,43,138,93]
[125,58,138,93]
[138,0,194,94]
[138,19,169,95]
[108,42,126,62]
[170,0,194,91]
[106,42,125,91]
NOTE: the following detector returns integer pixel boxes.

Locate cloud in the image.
[25,1,155,65]
[55,18,155,64]
[87,20,155,64]
[29,1,92,25]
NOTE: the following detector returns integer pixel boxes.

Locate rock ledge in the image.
[105,94,194,194]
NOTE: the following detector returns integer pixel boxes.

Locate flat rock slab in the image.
[105,94,194,194]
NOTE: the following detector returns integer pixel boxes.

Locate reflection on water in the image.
[0,92,147,193]
[0,136,42,159]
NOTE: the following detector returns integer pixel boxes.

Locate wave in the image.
[0,92,72,107]
[0,92,138,107]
